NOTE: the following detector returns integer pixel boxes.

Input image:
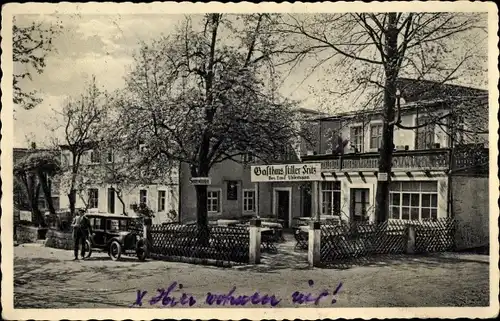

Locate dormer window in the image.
[243,152,254,163]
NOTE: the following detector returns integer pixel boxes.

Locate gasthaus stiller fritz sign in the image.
[250,163,322,182]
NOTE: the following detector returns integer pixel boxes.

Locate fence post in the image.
[249,218,261,264]
[406,223,416,254]
[308,221,321,267]
[143,217,153,248]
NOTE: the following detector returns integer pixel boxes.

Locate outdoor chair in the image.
[293,227,308,251]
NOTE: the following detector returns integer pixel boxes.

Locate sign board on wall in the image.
[377,172,389,181]
[251,163,322,182]
[19,210,32,222]
[190,177,211,185]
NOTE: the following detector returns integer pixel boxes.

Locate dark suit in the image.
[72,215,92,259]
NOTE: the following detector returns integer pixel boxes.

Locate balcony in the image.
[302,149,452,172]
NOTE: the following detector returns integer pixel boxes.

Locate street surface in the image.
[14,245,489,308]
[13,244,490,308]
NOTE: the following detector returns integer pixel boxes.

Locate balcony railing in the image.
[302,149,451,172]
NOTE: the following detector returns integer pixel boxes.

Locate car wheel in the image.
[84,239,92,258]
[136,239,148,262]
[109,240,122,261]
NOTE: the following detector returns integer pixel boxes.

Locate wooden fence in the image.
[320,218,456,264]
[148,224,250,265]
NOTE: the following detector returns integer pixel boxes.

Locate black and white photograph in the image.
[1,2,498,320]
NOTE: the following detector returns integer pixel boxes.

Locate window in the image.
[227,181,238,200]
[243,189,256,213]
[106,151,113,163]
[88,188,99,209]
[321,181,341,216]
[37,197,47,210]
[416,116,435,149]
[351,188,370,222]
[389,181,438,221]
[350,126,364,153]
[61,154,69,167]
[243,153,254,163]
[158,190,166,212]
[107,188,115,214]
[90,150,100,164]
[91,218,105,230]
[370,124,383,150]
[139,189,147,205]
[207,190,221,214]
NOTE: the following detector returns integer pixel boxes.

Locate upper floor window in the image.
[370,124,383,150]
[243,153,254,163]
[106,151,114,163]
[90,150,100,164]
[139,189,147,205]
[416,116,435,149]
[61,154,70,167]
[158,190,166,212]
[350,126,364,153]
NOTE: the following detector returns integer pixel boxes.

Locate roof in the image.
[310,78,488,122]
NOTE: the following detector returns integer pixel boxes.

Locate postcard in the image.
[1,2,498,320]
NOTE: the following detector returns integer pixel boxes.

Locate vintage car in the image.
[83,213,148,261]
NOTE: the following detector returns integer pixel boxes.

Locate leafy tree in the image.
[13,148,60,226]
[113,14,309,241]
[57,76,110,215]
[13,16,62,110]
[272,12,487,222]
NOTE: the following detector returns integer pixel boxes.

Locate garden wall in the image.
[16,225,43,243]
[451,175,489,251]
[44,229,73,250]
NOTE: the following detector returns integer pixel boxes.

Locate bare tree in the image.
[113,14,309,241]
[13,16,62,110]
[273,12,487,222]
[57,76,110,215]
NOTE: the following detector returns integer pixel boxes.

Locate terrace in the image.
[301,147,488,173]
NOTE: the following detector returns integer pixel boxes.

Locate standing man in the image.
[72,208,92,260]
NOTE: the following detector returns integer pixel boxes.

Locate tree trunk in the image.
[116,189,127,215]
[37,171,56,215]
[374,13,399,224]
[68,189,77,216]
[33,182,47,227]
[194,184,210,246]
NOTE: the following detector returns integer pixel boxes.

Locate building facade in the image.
[301,79,488,227]
[179,108,323,227]
[179,79,489,233]
[58,145,180,225]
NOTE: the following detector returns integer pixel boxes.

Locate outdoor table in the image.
[260,227,278,253]
[216,219,240,226]
[261,221,284,242]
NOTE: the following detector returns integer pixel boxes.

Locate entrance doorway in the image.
[274,188,291,228]
[107,188,115,214]
[350,188,370,222]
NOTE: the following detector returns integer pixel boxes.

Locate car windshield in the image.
[107,219,128,232]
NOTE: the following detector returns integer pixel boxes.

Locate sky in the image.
[11,12,489,148]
